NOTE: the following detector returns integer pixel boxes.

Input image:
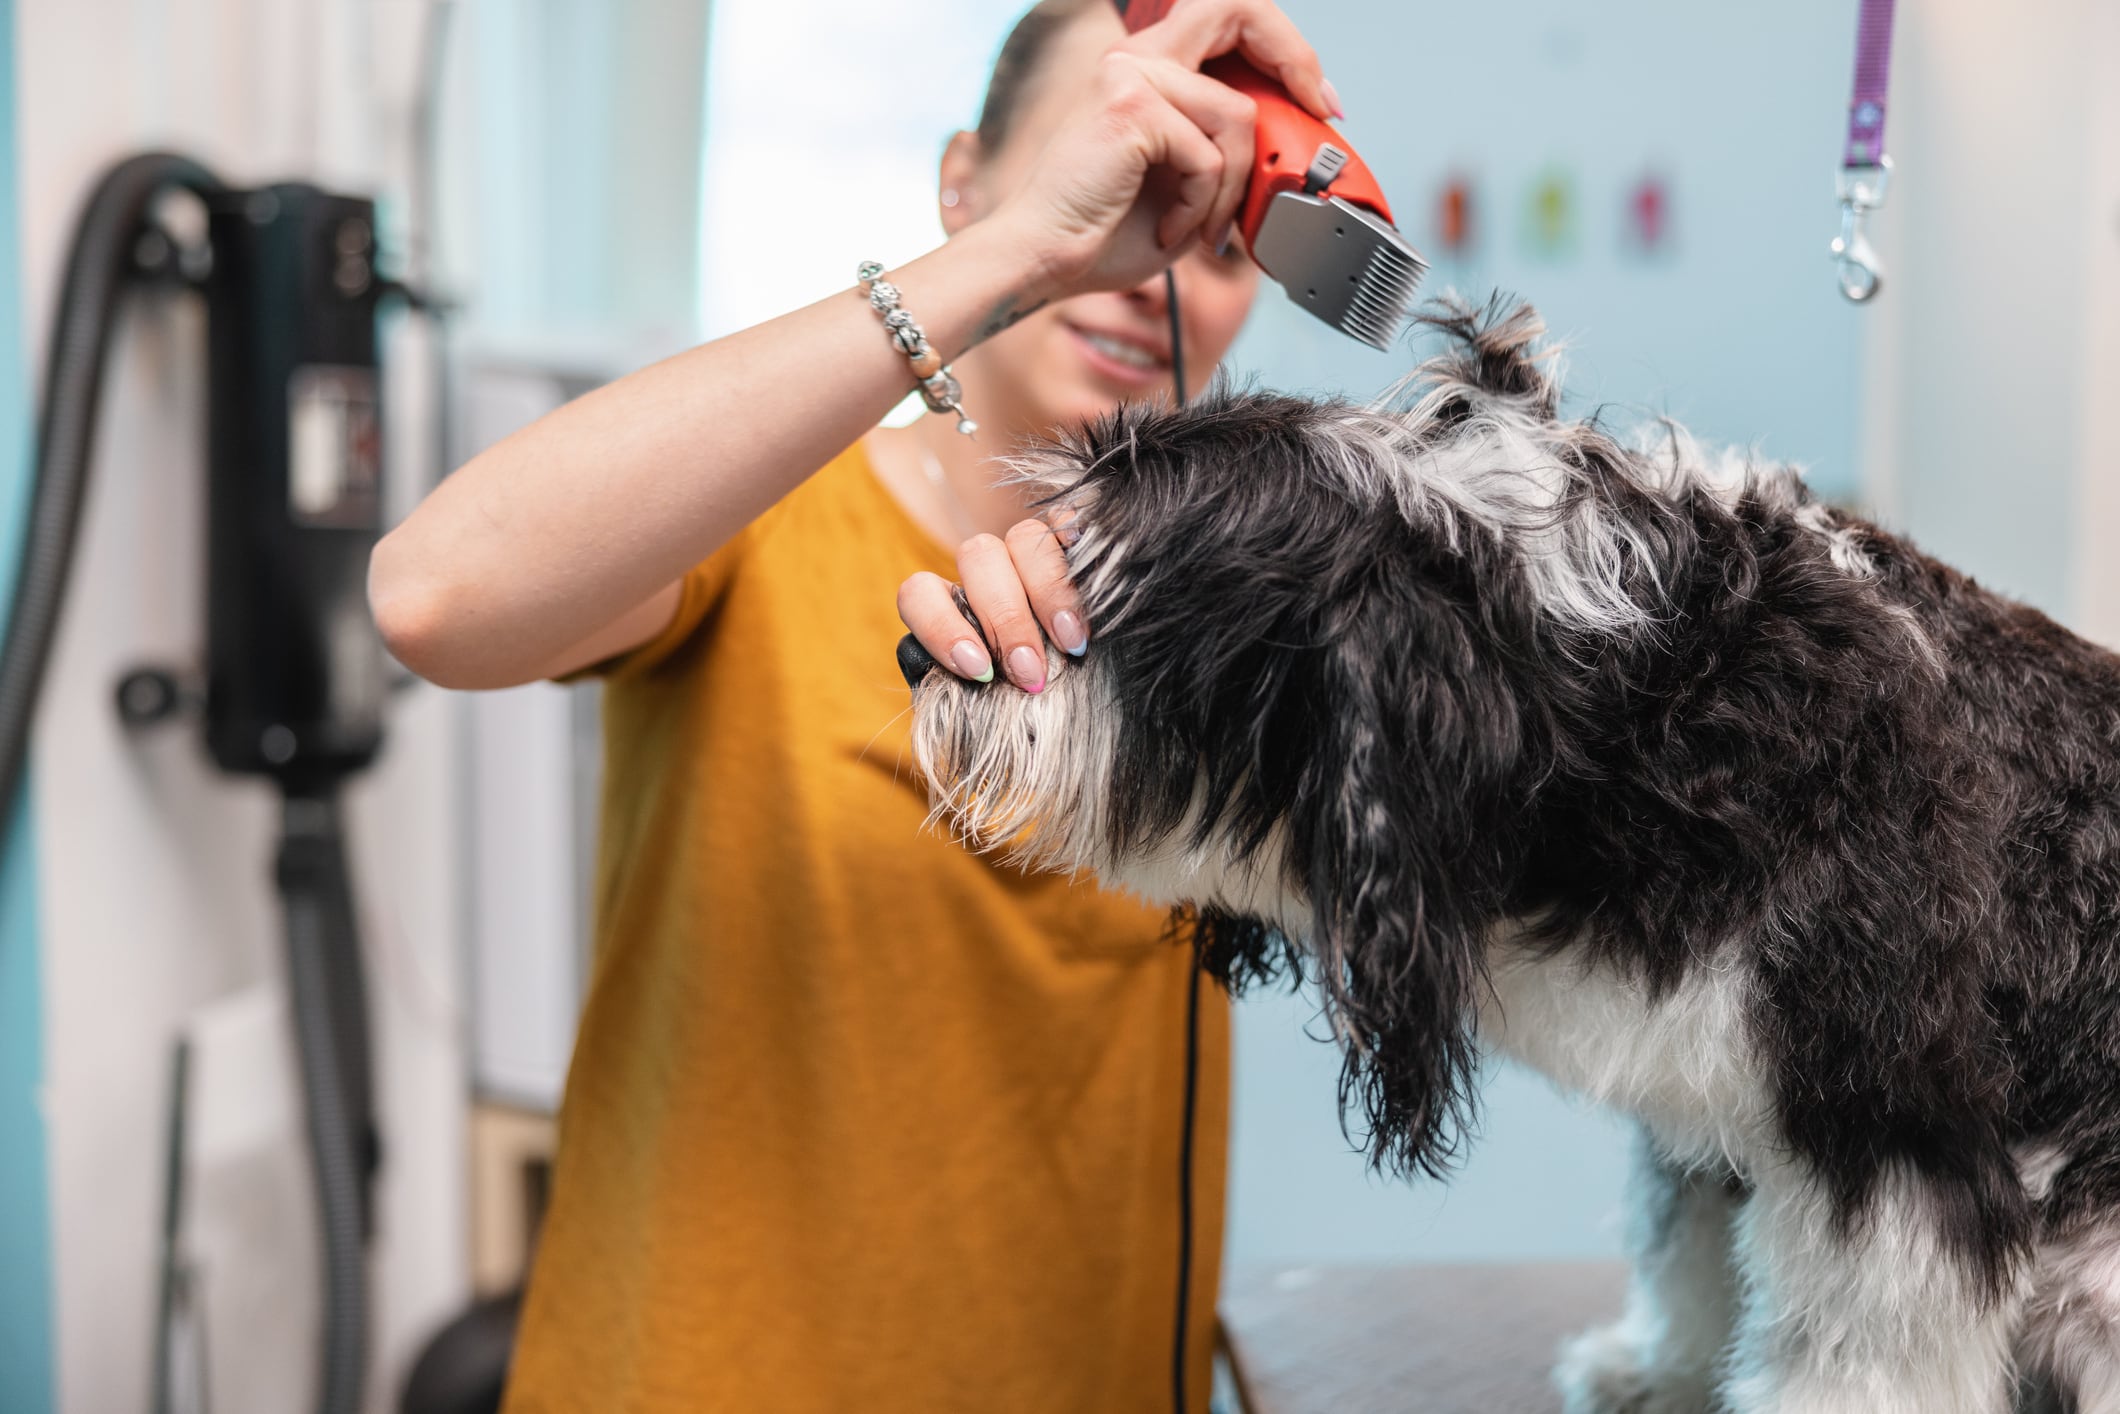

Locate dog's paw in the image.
[1554,1323,1719,1414]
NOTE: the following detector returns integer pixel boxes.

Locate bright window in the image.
[697,2,1022,341]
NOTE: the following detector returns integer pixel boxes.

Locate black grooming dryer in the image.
[199,178,391,783]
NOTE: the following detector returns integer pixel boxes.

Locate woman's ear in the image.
[938,131,984,236]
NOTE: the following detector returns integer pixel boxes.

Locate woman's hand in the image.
[897,518,1087,694]
[991,0,1334,304]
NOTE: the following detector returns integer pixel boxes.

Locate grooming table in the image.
[1220,1262,1629,1414]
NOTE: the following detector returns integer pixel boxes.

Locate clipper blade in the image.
[1250,191,1427,351]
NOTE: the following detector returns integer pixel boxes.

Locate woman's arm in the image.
[370,222,1048,689]
[371,0,1327,691]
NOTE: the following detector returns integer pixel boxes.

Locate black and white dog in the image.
[902,301,2120,1413]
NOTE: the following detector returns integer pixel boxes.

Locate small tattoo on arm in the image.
[972,293,1049,347]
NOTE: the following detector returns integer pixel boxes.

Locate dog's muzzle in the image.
[896,633,937,688]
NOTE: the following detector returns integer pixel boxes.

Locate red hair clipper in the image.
[1117,0,1426,349]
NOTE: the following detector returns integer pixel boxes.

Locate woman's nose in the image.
[896,634,938,688]
[1126,268,1171,315]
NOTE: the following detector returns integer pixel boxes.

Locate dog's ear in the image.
[1302,579,1517,1179]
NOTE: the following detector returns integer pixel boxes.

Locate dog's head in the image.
[906,299,1740,1175]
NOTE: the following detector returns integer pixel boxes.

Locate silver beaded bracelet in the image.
[857,260,977,436]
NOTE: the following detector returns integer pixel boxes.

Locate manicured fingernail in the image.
[950,639,993,683]
[1053,610,1089,657]
[1007,645,1047,693]
[1322,78,1345,120]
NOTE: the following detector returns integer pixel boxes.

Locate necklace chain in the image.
[916,442,980,544]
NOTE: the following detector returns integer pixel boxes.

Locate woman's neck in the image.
[865,418,1037,550]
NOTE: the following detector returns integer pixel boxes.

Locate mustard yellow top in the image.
[504,439,1230,1413]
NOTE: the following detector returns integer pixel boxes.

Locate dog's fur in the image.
[904,299,2120,1413]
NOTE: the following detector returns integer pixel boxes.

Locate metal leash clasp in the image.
[1830,156,1891,303]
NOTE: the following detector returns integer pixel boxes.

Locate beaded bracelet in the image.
[857,261,977,436]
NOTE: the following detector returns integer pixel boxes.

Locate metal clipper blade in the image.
[1250,190,1427,351]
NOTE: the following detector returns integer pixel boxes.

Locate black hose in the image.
[276,785,373,1414]
[0,151,217,845]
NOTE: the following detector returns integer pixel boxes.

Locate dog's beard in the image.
[907,646,1117,878]
[908,648,1310,927]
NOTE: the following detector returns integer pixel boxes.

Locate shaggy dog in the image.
[898,301,2120,1413]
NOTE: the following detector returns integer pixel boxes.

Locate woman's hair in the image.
[975,0,1103,153]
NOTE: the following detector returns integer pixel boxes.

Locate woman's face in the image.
[945,6,1261,436]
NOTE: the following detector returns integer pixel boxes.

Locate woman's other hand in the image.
[897,517,1088,694]
[991,0,1333,304]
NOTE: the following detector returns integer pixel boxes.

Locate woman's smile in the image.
[1064,319,1172,387]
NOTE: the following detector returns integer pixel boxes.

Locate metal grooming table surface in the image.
[1221,1262,1629,1414]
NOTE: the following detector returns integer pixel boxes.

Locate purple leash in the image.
[1844,0,1895,165]
[1831,0,1897,302]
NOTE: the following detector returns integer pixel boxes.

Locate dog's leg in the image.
[1720,1165,2025,1414]
[2018,1217,2120,1413]
[1555,1130,1742,1414]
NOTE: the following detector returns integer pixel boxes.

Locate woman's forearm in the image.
[369,218,1051,690]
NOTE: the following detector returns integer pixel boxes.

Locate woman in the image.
[370,1,1337,1407]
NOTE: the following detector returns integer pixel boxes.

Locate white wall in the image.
[1859,0,2116,625]
[17,2,467,1410]
[2079,0,2120,646]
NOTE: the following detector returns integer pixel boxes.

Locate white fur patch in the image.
[1097,811,1306,935]
[1555,1150,1742,1414]
[2016,1143,2072,1203]
[1624,420,1754,507]
[2021,1220,2120,1411]
[1723,1164,2024,1414]
[1478,938,1772,1174]
[1556,1319,1720,1414]
[1794,501,1878,579]
[1289,398,1675,640]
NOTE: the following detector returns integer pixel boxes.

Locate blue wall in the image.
[0,0,54,1401]
[1223,0,1866,1267]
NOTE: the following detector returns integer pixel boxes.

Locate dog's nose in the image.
[896,633,938,688]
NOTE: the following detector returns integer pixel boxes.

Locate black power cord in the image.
[1164,267,1187,410]
[1171,962,1203,1414]
[1163,263,1201,1414]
